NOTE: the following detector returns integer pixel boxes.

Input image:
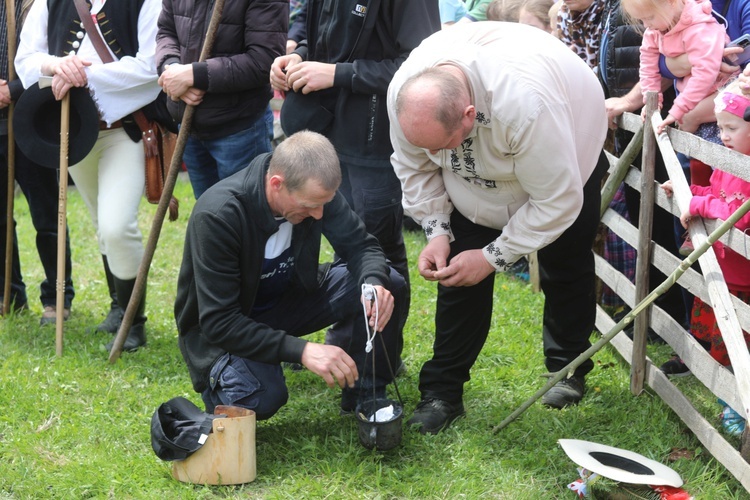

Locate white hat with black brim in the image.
[558,439,683,487]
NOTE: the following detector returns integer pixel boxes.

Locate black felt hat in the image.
[151,397,225,462]
[280,89,334,136]
[13,82,100,169]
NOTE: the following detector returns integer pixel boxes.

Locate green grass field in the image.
[0,176,746,498]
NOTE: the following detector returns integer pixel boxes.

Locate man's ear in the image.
[267,174,285,191]
[465,105,476,122]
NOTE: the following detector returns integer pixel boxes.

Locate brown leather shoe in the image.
[39,305,71,326]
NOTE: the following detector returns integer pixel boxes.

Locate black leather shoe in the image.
[407,398,465,434]
[97,304,124,333]
[105,323,146,352]
[542,376,585,409]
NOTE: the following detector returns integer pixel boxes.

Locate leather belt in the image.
[99,120,123,130]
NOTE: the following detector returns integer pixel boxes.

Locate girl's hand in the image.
[656,114,676,135]
[661,180,674,197]
[679,209,693,229]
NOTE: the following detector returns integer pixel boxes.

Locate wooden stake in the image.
[3,0,17,315]
[109,0,227,362]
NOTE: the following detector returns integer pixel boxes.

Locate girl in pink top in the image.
[662,81,750,367]
[622,0,731,134]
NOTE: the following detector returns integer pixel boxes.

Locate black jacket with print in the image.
[292,0,440,168]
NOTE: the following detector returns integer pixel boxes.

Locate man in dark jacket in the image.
[175,131,406,419]
[269,0,440,361]
[155,0,288,199]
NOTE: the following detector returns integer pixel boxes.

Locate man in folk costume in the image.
[1,0,76,325]
[15,0,162,351]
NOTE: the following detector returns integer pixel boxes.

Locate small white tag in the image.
[198,433,208,445]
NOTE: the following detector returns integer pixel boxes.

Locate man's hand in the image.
[300,343,359,389]
[433,249,494,287]
[180,87,206,106]
[43,54,91,88]
[158,63,194,101]
[605,97,629,129]
[51,74,75,101]
[361,285,395,333]
[285,61,335,94]
[0,80,10,108]
[417,235,450,281]
[270,53,303,92]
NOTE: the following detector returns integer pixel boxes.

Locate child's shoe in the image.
[719,399,746,437]
[679,233,694,257]
[659,355,691,377]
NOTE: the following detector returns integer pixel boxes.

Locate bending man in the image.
[388,22,608,434]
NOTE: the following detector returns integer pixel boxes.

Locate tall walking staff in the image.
[109,0,227,362]
[3,0,16,315]
[55,89,70,356]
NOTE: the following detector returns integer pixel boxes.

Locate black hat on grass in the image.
[150,397,224,461]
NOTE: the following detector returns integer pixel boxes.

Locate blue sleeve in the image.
[658,54,678,80]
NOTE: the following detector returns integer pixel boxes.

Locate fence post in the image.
[630,92,659,394]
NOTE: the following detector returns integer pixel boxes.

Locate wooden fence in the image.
[597,94,750,490]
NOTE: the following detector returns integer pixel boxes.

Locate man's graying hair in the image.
[395,67,467,130]
[269,130,341,192]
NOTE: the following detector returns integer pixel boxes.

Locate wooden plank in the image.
[528,251,540,293]
[595,256,741,411]
[667,127,750,182]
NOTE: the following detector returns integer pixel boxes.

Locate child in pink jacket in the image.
[661,80,750,436]
[662,80,750,368]
[622,0,730,134]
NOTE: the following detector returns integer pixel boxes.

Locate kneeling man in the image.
[175,131,406,419]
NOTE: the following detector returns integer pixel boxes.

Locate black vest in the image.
[47,0,144,58]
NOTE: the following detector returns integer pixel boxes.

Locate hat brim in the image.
[558,439,683,487]
[13,83,100,169]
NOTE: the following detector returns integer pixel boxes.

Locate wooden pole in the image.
[3,0,17,314]
[492,180,750,433]
[109,0,226,362]
[630,93,659,395]
[56,92,70,356]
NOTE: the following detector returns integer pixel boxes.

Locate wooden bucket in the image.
[172,405,256,485]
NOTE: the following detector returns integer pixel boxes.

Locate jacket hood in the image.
[671,0,717,35]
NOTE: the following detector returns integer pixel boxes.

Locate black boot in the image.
[105,277,147,352]
[96,255,124,333]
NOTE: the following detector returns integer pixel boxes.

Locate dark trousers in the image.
[0,140,74,308]
[328,162,410,356]
[418,152,608,404]
[201,262,407,419]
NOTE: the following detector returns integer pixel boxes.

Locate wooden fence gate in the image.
[597,94,750,491]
